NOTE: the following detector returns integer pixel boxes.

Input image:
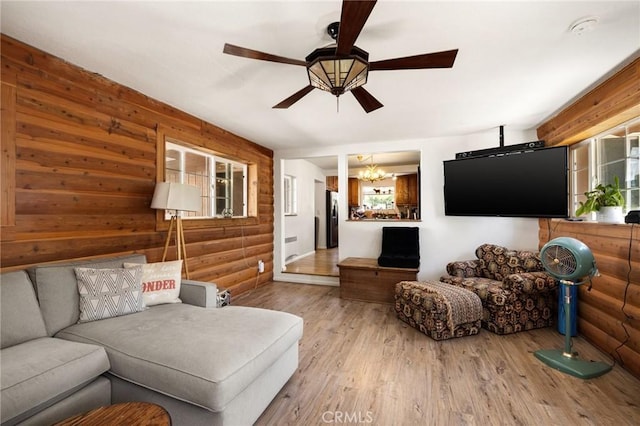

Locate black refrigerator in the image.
[326,190,338,248]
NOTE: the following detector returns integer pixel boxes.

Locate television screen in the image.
[443,146,569,218]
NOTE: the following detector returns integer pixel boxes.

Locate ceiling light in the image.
[569,16,599,35]
[357,155,386,183]
[306,45,369,97]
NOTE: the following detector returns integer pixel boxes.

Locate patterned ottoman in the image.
[395,281,482,340]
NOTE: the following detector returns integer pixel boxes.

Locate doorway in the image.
[282,156,339,278]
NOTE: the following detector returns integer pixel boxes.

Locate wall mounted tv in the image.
[443,146,569,218]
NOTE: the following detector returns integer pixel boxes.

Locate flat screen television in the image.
[443,146,569,218]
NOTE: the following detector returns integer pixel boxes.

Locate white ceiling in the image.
[2,1,639,156]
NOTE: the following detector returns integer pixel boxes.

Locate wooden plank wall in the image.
[539,220,640,378]
[0,34,274,296]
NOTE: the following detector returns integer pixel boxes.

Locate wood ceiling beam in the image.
[537,56,640,145]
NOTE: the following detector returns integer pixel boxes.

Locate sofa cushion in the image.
[123,260,183,306]
[75,266,146,323]
[28,254,147,335]
[0,337,110,424]
[0,271,48,349]
[56,304,303,412]
[16,377,111,426]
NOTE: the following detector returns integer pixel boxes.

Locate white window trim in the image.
[284,175,297,216]
[166,140,247,219]
[570,117,640,218]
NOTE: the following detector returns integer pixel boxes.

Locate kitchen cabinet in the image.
[326,176,338,192]
[395,173,418,206]
[348,178,360,207]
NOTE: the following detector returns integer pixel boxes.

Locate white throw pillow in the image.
[74,266,145,323]
[124,260,183,306]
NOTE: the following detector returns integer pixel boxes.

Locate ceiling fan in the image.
[222,0,458,113]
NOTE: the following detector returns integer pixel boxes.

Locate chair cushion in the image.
[475,244,543,280]
[445,259,483,278]
[439,275,505,304]
[0,271,47,349]
[56,304,303,412]
[378,226,420,268]
[0,337,110,424]
[28,254,147,336]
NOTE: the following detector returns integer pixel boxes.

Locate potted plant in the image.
[575,176,625,223]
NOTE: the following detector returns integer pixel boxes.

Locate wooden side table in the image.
[337,257,419,304]
[55,402,171,426]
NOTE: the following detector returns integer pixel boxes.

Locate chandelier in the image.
[357,155,386,183]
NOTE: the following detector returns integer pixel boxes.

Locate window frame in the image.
[569,117,640,218]
[155,126,259,230]
[165,141,247,219]
[361,185,395,210]
[283,174,297,216]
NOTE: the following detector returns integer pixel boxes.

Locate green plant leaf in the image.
[576,175,625,216]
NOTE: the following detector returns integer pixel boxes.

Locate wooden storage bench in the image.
[337,257,419,304]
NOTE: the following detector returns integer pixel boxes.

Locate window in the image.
[362,186,394,210]
[283,175,297,215]
[570,117,640,216]
[165,140,247,218]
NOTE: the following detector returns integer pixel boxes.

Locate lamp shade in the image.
[306,46,369,96]
[151,182,200,212]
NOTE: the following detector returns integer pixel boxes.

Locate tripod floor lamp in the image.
[151,182,201,279]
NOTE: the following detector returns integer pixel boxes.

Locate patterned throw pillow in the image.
[123,260,182,306]
[74,266,145,323]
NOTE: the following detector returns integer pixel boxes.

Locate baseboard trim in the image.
[273,272,339,286]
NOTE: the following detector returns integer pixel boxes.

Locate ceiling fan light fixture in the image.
[306,46,369,96]
[222,1,457,112]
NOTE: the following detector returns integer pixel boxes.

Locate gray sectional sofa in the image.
[0,254,303,425]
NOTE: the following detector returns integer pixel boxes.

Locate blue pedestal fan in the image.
[534,237,612,379]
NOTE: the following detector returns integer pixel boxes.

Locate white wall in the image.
[282,159,327,262]
[274,128,542,282]
[314,180,327,249]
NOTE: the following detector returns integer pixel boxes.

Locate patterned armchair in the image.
[439,243,558,335]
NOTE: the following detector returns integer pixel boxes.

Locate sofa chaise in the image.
[1,254,303,425]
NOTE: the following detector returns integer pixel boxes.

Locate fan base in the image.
[534,349,611,379]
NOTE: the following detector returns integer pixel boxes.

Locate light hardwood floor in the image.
[284,248,339,277]
[235,282,640,426]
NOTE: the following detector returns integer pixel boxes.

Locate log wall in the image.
[537,58,640,377]
[1,34,274,295]
[539,220,640,378]
[537,55,640,379]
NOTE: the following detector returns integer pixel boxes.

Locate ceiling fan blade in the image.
[351,87,383,113]
[223,43,306,66]
[336,0,377,56]
[273,85,315,109]
[370,49,458,71]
